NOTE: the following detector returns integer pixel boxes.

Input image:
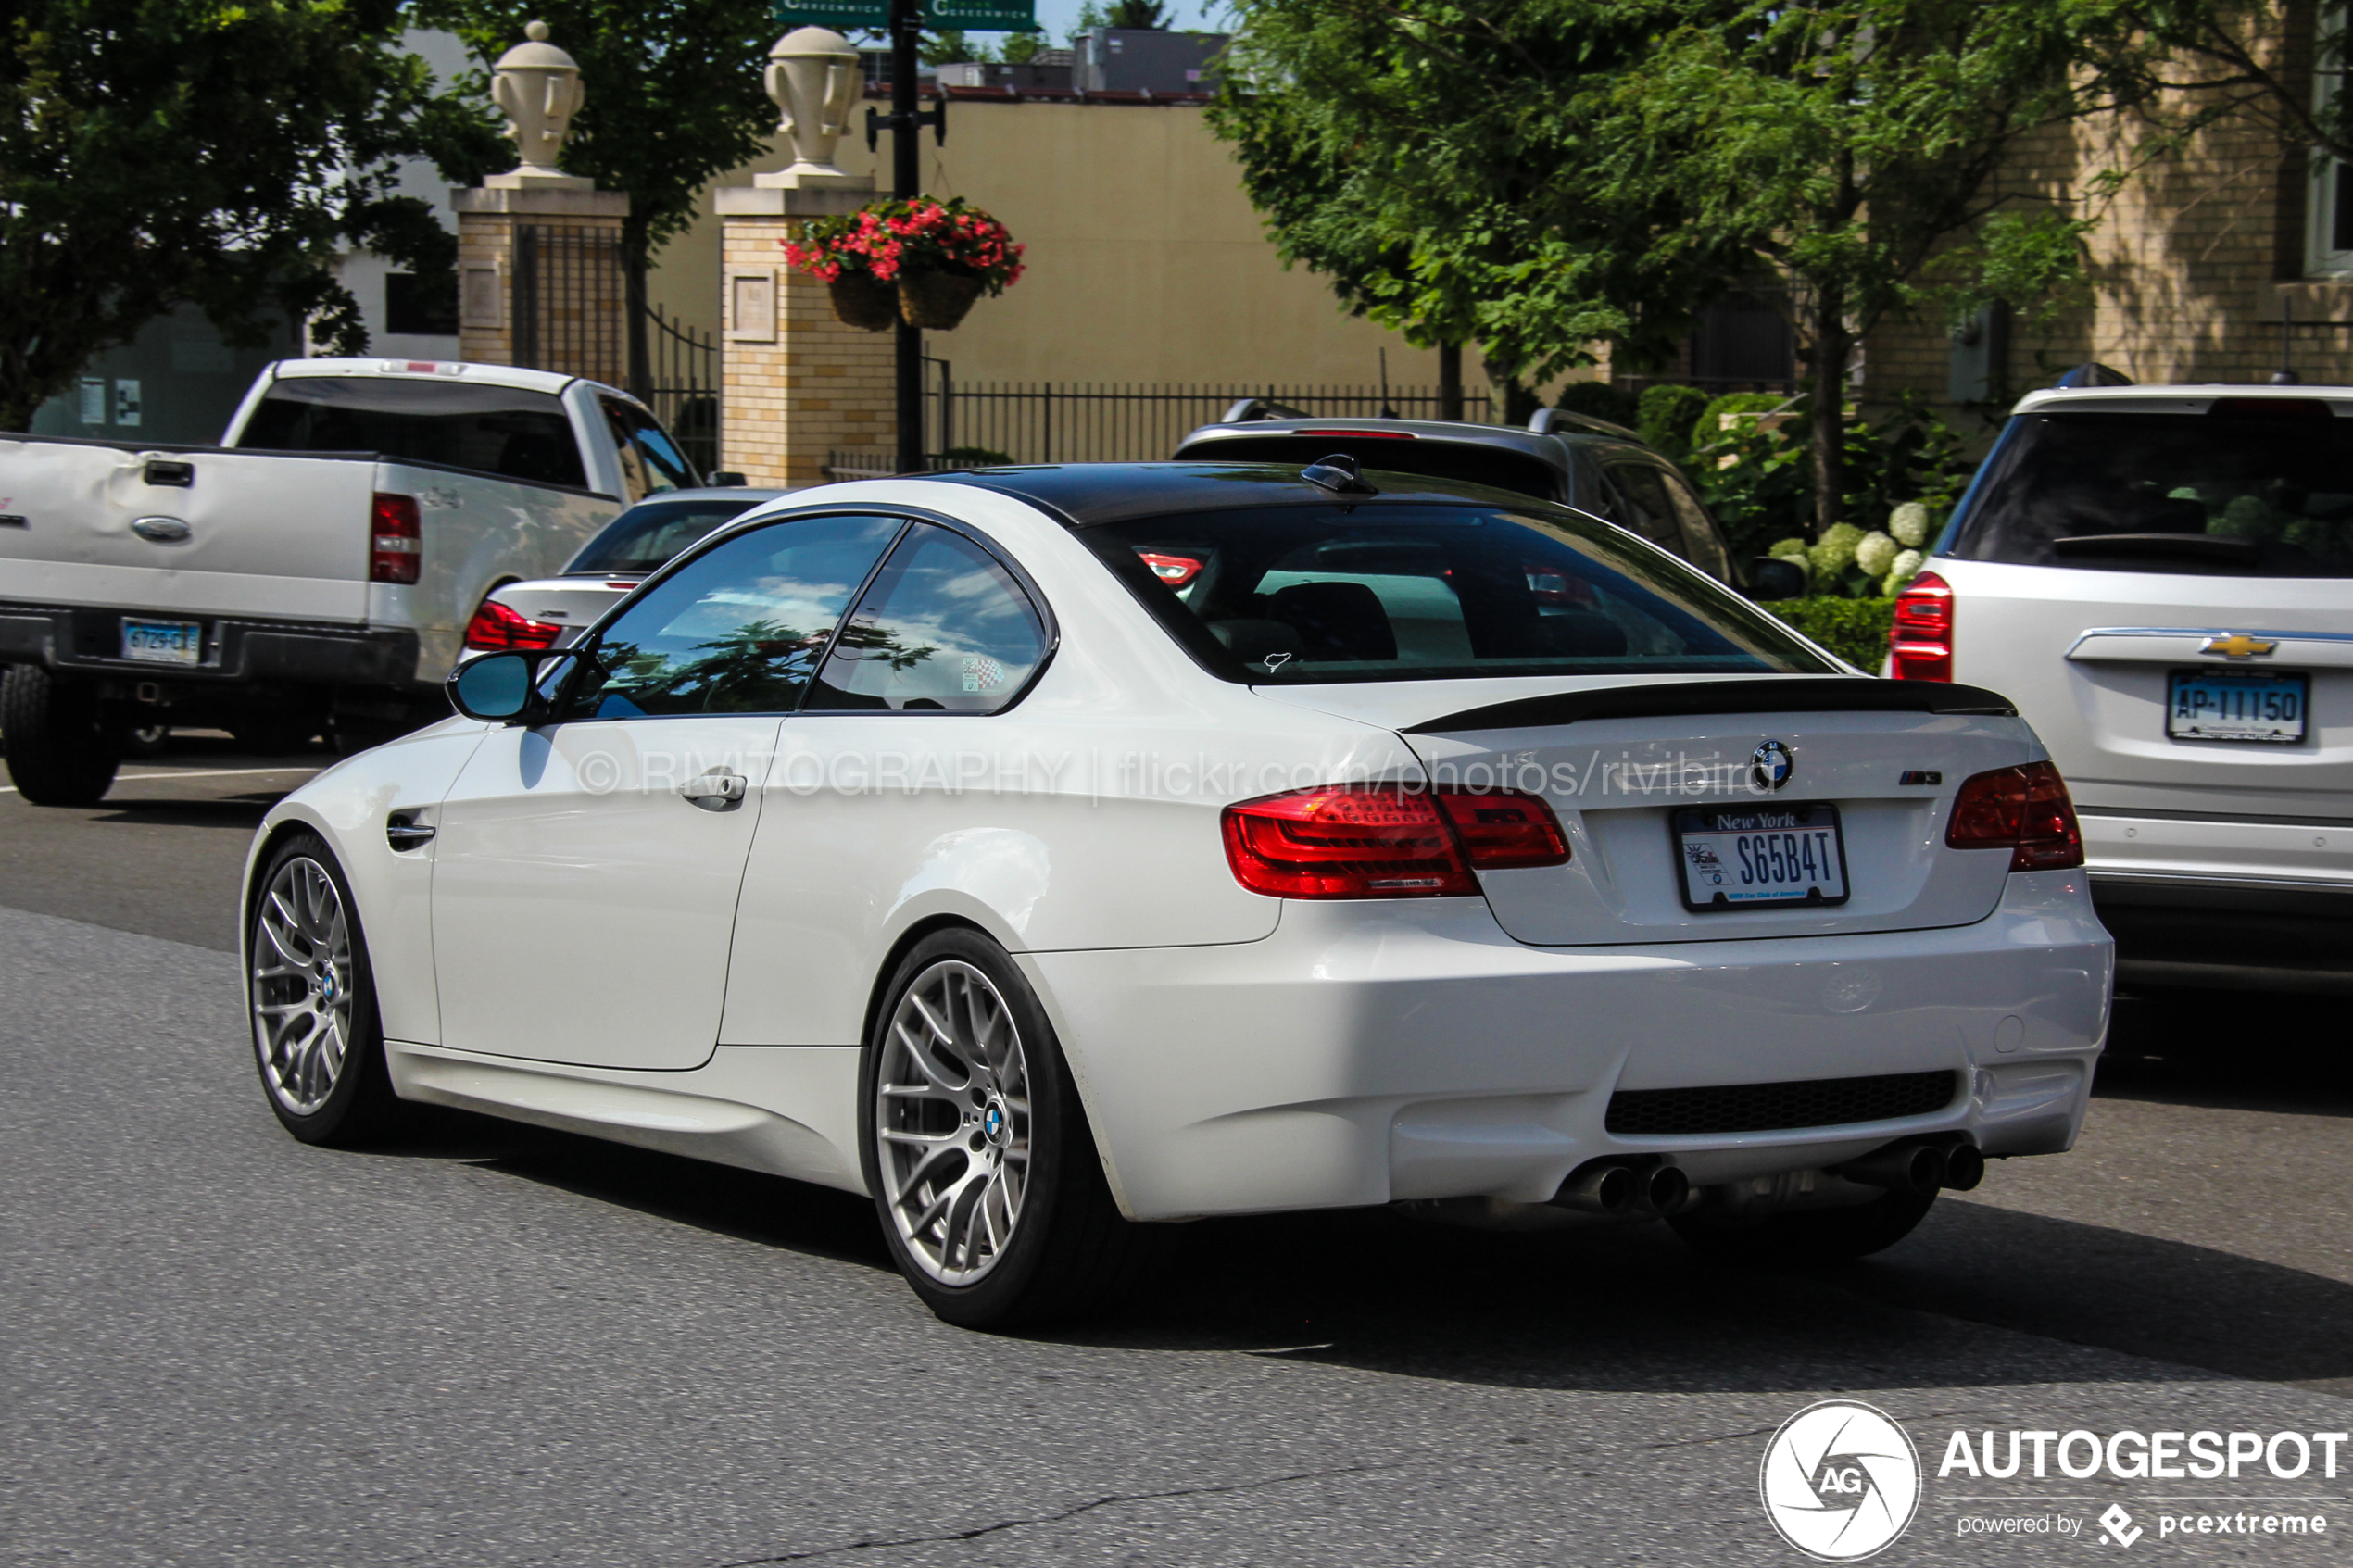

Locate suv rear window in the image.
[1951,408,2353,576]
[1078,503,1832,684]
[237,376,587,490]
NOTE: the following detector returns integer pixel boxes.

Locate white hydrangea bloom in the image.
[1882,548,1924,596]
[1855,530,1898,577]
[1889,502,1931,548]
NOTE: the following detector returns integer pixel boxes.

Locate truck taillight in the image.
[1221,784,1568,899]
[462,597,562,651]
[370,493,422,585]
[1945,760,2084,872]
[1888,569,1953,681]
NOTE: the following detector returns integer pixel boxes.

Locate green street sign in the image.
[773,0,1038,30]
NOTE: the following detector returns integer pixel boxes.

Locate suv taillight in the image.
[1889,569,1953,681]
[462,597,562,651]
[1222,784,1568,898]
[1945,761,2084,872]
[370,493,422,585]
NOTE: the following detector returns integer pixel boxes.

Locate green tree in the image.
[414,0,779,388]
[0,0,482,431]
[1214,0,2155,533]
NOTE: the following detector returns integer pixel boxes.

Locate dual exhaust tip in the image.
[1554,1137,1983,1218]
[1838,1136,1984,1197]
[1554,1160,1691,1217]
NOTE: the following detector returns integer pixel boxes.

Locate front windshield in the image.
[1077,503,1832,684]
[1951,408,2353,576]
[566,498,761,575]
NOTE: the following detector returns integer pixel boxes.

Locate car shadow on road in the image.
[84,790,297,831]
[2098,988,2353,1119]
[396,1109,2353,1399]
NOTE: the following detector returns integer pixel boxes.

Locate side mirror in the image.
[1746,556,1808,602]
[447,649,579,724]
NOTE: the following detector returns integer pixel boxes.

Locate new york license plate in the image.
[1673,802,1850,911]
[2166,668,2307,744]
[120,618,203,666]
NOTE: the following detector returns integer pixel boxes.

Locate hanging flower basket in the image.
[782,195,1025,333]
[827,272,898,332]
[899,271,986,330]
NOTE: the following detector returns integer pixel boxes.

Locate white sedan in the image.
[243,459,2113,1328]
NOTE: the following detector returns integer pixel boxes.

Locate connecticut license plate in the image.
[120,618,203,666]
[2167,668,2307,744]
[1672,802,1850,912]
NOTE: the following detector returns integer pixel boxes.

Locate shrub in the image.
[1883,547,1924,596]
[1553,381,1640,428]
[1692,391,1796,449]
[1637,383,1711,458]
[1768,596,1896,671]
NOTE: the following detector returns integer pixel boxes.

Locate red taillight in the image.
[1889,569,1953,681]
[1139,551,1203,586]
[370,493,422,585]
[461,597,562,652]
[1221,784,1568,898]
[1945,760,2084,872]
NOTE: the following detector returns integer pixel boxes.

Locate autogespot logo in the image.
[1761,1400,1923,1561]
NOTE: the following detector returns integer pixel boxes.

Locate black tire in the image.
[1667,1186,1939,1265]
[0,664,120,805]
[246,833,412,1147]
[859,929,1158,1330]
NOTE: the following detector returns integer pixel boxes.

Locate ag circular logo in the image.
[1752,739,1794,792]
[1759,1400,1920,1561]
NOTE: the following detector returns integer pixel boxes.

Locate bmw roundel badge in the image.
[1752,739,1793,792]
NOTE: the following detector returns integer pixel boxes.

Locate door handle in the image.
[681,771,747,810]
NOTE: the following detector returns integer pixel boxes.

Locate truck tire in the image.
[2,665,120,806]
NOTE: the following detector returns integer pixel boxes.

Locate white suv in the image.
[1893,383,2352,994]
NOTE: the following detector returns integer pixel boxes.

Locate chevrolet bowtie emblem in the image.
[2200,633,2279,659]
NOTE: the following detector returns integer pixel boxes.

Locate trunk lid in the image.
[1256,675,2037,946]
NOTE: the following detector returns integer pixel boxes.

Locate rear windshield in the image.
[237,376,586,490]
[567,498,761,574]
[1175,435,1562,502]
[1951,408,2353,576]
[1078,503,1833,684]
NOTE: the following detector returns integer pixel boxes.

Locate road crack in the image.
[711,1462,1405,1564]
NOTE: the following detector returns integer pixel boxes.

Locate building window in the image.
[2308,9,2353,275]
[385,271,459,337]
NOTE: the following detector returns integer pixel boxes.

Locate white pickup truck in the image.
[0,358,709,803]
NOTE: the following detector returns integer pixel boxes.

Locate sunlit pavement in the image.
[1,747,2345,1565]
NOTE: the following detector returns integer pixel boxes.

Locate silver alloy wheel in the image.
[875,959,1032,1286]
[250,857,356,1116]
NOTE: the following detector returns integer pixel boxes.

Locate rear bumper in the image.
[0,602,421,692]
[1026,870,2112,1222]
[2081,810,2353,991]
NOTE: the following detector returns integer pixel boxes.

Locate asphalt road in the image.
[3,747,2349,1566]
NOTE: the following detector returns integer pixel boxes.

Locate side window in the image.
[600,396,698,502]
[563,514,902,720]
[805,522,1050,713]
[1601,458,1688,554]
[1656,468,1735,582]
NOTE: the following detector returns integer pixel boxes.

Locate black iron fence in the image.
[827,378,1495,479]
[642,302,718,478]
[511,224,626,389]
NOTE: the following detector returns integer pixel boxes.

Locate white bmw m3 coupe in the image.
[244,459,2113,1327]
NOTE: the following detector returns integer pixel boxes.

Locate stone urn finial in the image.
[489,19,591,189]
[756,27,869,190]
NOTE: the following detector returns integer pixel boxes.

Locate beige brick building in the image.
[1865,7,2348,421]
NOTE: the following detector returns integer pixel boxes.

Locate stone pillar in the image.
[452,21,629,379]
[716,27,894,488]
